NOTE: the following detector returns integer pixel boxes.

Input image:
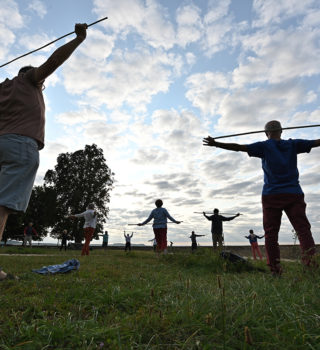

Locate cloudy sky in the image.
[1,0,320,246]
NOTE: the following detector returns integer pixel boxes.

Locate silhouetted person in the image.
[0,23,88,280]
[203,209,239,250]
[124,232,133,252]
[102,231,109,250]
[23,222,38,247]
[204,120,320,275]
[60,229,68,251]
[245,229,264,260]
[189,231,205,252]
[138,199,181,254]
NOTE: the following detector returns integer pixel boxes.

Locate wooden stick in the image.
[210,124,320,140]
[0,16,108,68]
[128,222,183,226]
[194,212,242,215]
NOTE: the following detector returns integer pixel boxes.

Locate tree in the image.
[3,186,56,243]
[44,144,114,243]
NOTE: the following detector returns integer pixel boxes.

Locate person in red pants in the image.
[69,204,97,256]
[203,120,320,275]
[245,230,264,260]
[138,199,181,254]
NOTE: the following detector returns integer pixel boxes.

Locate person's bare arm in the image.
[25,23,87,84]
[203,136,248,152]
[313,140,320,147]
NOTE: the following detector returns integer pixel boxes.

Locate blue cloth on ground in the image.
[32,258,80,274]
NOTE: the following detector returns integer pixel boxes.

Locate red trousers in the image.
[153,228,167,251]
[81,227,95,256]
[262,193,315,270]
[251,242,262,260]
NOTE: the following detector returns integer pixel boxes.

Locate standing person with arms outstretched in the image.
[69,204,97,256]
[203,209,239,250]
[0,23,88,280]
[189,231,205,252]
[245,230,264,260]
[203,120,320,275]
[124,232,133,252]
[138,199,181,254]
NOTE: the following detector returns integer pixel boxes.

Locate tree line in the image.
[2,144,114,244]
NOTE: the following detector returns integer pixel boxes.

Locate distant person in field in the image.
[23,222,38,247]
[203,120,320,275]
[203,209,240,250]
[138,199,181,254]
[0,23,88,280]
[148,237,157,252]
[124,232,133,252]
[102,231,109,250]
[245,230,264,260]
[189,231,205,252]
[68,204,97,256]
[60,229,69,251]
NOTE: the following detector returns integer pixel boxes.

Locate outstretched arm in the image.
[223,213,240,221]
[25,23,87,84]
[138,212,154,226]
[313,140,320,147]
[203,137,248,152]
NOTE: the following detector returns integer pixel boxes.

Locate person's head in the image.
[264,120,282,140]
[249,229,254,234]
[126,233,129,237]
[213,208,219,214]
[18,66,34,75]
[63,229,67,234]
[155,199,163,208]
[191,231,195,234]
[105,231,108,235]
[87,203,94,210]
[28,222,33,227]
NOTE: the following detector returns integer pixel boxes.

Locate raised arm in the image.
[203,137,248,152]
[25,23,87,84]
[203,212,212,221]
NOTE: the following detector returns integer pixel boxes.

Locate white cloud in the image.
[93,0,176,50]
[63,47,182,112]
[253,0,316,27]
[176,4,203,47]
[28,0,47,19]
[185,71,230,115]
[55,108,107,125]
[233,28,320,87]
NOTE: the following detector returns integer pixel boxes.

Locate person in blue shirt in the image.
[138,199,181,254]
[203,120,320,275]
[245,229,264,260]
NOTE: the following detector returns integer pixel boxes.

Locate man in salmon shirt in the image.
[0,23,88,280]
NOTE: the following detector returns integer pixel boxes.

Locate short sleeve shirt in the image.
[247,139,313,195]
[0,73,45,149]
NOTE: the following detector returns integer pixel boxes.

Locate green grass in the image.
[0,248,319,349]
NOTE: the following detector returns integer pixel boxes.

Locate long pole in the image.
[0,16,108,69]
[194,212,242,215]
[211,124,320,140]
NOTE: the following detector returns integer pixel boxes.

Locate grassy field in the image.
[0,247,319,349]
